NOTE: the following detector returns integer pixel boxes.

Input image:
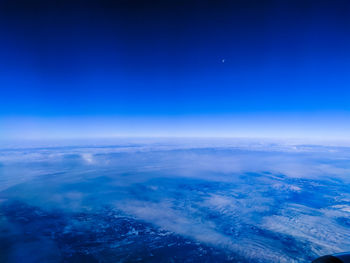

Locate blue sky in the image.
[1,0,350,140]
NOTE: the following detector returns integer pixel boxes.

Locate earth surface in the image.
[0,139,350,262]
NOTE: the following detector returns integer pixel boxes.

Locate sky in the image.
[1,0,350,140]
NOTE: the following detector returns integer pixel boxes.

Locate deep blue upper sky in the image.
[1,0,350,139]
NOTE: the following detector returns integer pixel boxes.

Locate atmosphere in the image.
[2,2,350,262]
[1,0,350,140]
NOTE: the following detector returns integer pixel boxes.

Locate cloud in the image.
[81,153,94,164]
[1,139,350,261]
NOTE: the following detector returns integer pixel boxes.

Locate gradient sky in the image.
[1,0,350,140]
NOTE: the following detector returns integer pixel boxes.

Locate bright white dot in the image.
[222,59,225,63]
